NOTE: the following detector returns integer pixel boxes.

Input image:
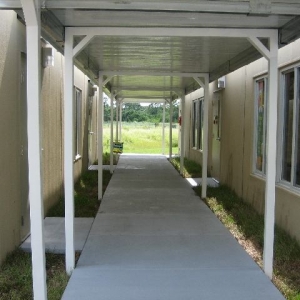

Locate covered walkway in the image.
[62,154,284,300]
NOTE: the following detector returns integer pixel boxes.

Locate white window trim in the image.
[74,86,82,161]
[253,76,268,176]
[277,64,300,190]
[191,97,204,152]
[192,100,197,149]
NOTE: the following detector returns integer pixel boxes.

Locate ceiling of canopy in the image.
[2,0,300,102]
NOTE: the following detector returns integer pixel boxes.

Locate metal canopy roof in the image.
[3,0,300,101]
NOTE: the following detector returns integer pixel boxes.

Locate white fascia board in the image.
[68,27,277,39]
[38,0,300,15]
[41,0,249,13]
[3,1,300,15]
[272,4,300,15]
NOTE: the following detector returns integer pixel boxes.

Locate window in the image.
[192,98,204,150]
[192,101,196,148]
[254,77,268,175]
[74,87,82,159]
[280,67,300,187]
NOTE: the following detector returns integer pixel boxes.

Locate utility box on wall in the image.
[217,76,226,89]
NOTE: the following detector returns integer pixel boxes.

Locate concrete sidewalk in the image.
[62,154,284,300]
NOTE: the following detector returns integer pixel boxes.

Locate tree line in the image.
[103,99,179,123]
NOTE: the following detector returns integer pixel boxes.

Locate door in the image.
[20,52,30,240]
[211,93,221,182]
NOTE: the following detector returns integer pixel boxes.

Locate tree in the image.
[104,99,179,123]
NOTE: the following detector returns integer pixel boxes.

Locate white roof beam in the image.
[123,98,166,103]
[102,76,114,86]
[112,86,183,93]
[193,77,205,88]
[247,37,271,60]
[73,34,95,58]
[102,70,208,77]
[68,27,277,39]
[120,95,169,99]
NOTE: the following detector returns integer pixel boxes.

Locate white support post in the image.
[110,93,114,173]
[21,0,47,299]
[202,75,209,199]
[162,101,166,155]
[116,100,119,141]
[98,74,104,200]
[180,95,185,175]
[263,35,278,279]
[248,33,279,278]
[169,99,173,159]
[64,28,75,275]
[119,100,123,142]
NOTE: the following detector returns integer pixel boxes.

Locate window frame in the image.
[74,86,82,161]
[192,100,196,148]
[192,97,204,151]
[278,64,300,190]
[253,76,268,176]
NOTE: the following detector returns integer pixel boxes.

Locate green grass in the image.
[47,170,112,218]
[0,168,113,299]
[103,152,119,165]
[169,157,202,178]
[194,185,300,300]
[0,249,70,300]
[94,152,119,165]
[103,122,178,154]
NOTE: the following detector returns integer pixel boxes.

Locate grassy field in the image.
[103,122,179,154]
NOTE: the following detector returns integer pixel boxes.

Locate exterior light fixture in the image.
[42,47,55,68]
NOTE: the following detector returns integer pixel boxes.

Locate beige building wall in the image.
[242,39,300,241]
[41,45,64,213]
[0,10,97,264]
[219,67,246,196]
[73,67,98,180]
[185,38,300,243]
[0,11,26,265]
[40,46,96,213]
